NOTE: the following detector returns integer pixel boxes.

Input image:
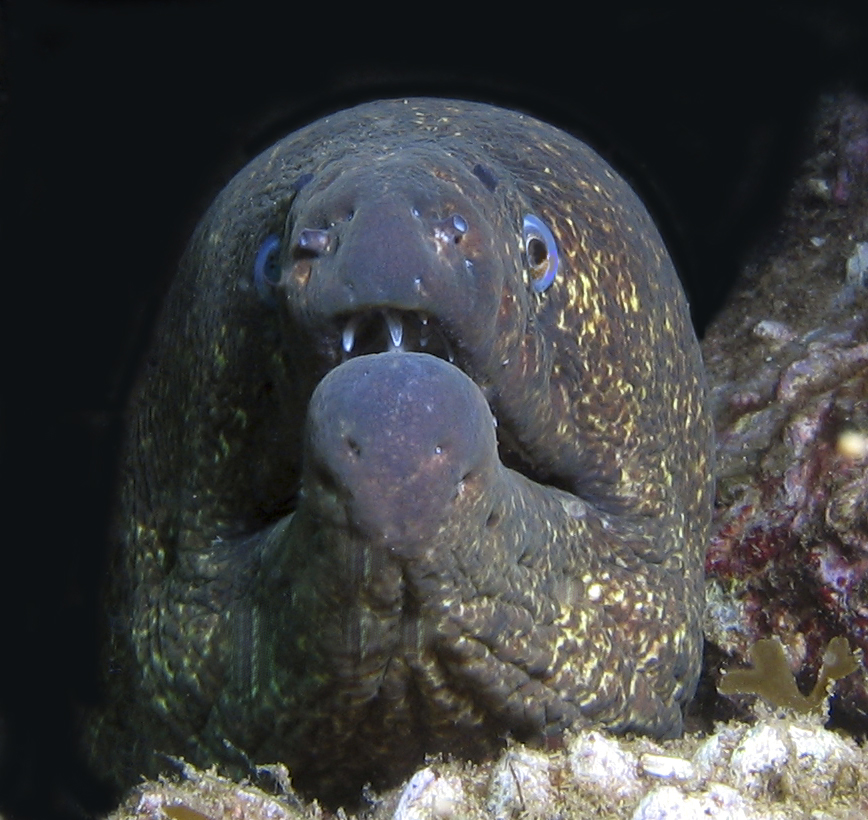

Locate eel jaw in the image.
[337,308,457,364]
[330,308,557,488]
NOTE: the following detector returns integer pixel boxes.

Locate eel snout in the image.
[303,351,500,546]
[281,166,509,373]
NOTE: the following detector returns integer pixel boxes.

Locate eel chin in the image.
[301,351,500,547]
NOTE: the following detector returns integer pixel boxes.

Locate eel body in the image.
[91,98,713,803]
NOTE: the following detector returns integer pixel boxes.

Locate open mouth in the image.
[330,307,549,489]
[337,309,456,363]
[332,307,546,486]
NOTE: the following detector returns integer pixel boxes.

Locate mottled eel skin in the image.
[90,99,713,803]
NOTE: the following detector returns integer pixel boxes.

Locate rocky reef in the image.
[108,710,868,820]
[702,92,868,734]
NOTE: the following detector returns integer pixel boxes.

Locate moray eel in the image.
[91,98,713,803]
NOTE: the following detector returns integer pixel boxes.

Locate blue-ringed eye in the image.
[522,214,558,293]
[254,234,281,304]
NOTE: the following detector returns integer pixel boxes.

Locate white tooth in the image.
[343,316,360,353]
[386,311,404,350]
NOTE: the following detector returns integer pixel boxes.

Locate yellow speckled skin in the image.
[90,99,713,804]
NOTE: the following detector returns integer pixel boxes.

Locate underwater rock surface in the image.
[107,713,868,820]
[703,92,868,732]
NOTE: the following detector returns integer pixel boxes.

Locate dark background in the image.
[2,2,867,818]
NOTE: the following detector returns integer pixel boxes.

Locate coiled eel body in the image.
[90,98,713,803]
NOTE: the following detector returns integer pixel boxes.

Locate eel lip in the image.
[338,309,455,363]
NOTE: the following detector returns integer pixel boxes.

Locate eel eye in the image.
[254,234,281,303]
[522,214,558,293]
